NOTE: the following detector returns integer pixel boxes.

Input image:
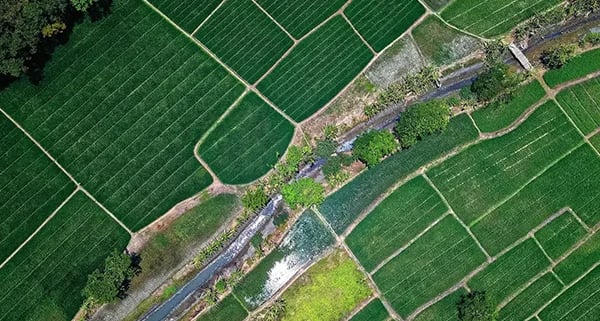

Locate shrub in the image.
[353,130,400,167]
[541,44,578,69]
[322,156,342,178]
[242,187,269,214]
[457,291,497,321]
[315,140,337,159]
[471,64,520,102]
[581,32,600,46]
[281,178,325,209]
[273,211,289,227]
[395,100,450,148]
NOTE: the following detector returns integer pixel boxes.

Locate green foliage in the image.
[353,130,400,167]
[82,250,135,305]
[251,299,287,321]
[315,140,338,159]
[214,279,227,294]
[541,44,578,69]
[281,178,325,209]
[242,187,269,214]
[71,0,96,11]
[581,32,600,46]
[322,156,342,178]
[41,21,67,38]
[544,47,600,87]
[457,291,496,321]
[323,124,340,140]
[251,234,264,252]
[471,64,520,102]
[162,285,178,300]
[273,211,289,227]
[483,41,507,66]
[395,100,450,148]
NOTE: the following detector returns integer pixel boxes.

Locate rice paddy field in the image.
[555,76,600,135]
[544,47,600,87]
[349,298,389,321]
[147,0,221,33]
[441,0,562,37]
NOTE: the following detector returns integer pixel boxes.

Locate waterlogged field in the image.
[441,0,562,37]
[544,48,600,87]
[0,115,75,262]
[194,0,294,83]
[345,0,425,52]
[147,0,221,33]
[258,16,373,121]
[233,210,335,310]
[198,93,295,184]
[255,0,346,38]
[555,76,600,135]
[0,192,130,321]
[349,298,389,321]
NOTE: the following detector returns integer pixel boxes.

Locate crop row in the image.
[534,211,588,260]
[0,192,130,321]
[556,76,600,135]
[428,101,582,224]
[413,288,466,321]
[196,294,248,321]
[199,93,295,184]
[544,47,600,87]
[148,0,221,33]
[349,298,389,321]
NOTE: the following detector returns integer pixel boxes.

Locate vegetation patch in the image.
[279,250,372,321]
[195,294,248,321]
[413,288,466,321]
[497,273,563,321]
[198,93,295,184]
[345,0,425,52]
[320,114,478,233]
[534,211,588,260]
[373,216,487,317]
[346,176,447,271]
[591,133,600,152]
[194,0,294,83]
[258,16,373,121]
[0,192,130,321]
[554,232,600,284]
[365,36,425,88]
[148,0,221,33]
[555,76,600,135]
[544,47,600,87]
[471,79,546,133]
[348,298,388,321]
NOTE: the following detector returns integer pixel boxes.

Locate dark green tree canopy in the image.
[281,178,325,209]
[457,291,497,321]
[82,250,136,305]
[395,100,450,148]
[470,63,521,102]
[353,130,399,167]
[541,44,577,69]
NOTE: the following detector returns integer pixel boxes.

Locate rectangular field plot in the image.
[346,176,448,271]
[471,80,546,133]
[196,295,248,321]
[0,0,246,231]
[320,114,478,234]
[544,47,600,88]
[441,0,561,37]
[148,0,221,33]
[413,288,466,321]
[554,233,600,285]
[345,0,425,52]
[591,133,600,152]
[257,16,373,122]
[373,216,486,317]
[349,298,388,321]
[535,211,588,261]
[556,76,600,135]
[255,0,346,38]
[0,192,130,321]
[472,145,600,255]
[198,93,294,184]
[195,0,293,83]
[497,273,563,321]
[428,101,582,224]
[468,239,551,304]
[539,265,600,321]
[0,115,75,262]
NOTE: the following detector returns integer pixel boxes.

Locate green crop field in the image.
[198,93,295,184]
[349,298,388,321]
[257,16,373,121]
[413,289,466,321]
[539,265,600,321]
[148,0,221,33]
[497,273,563,321]
[535,212,588,260]
[320,114,478,233]
[468,239,551,304]
[0,115,75,262]
[373,216,486,317]
[544,48,600,87]
[554,233,599,284]
[195,0,294,83]
[0,0,249,230]
[471,80,546,133]
[255,0,346,38]
[345,0,425,52]
[0,192,129,321]
[429,101,582,224]
[592,133,600,152]
[196,294,248,321]
[346,176,448,271]
[555,76,600,135]
[441,0,562,37]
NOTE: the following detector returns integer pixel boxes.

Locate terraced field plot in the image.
[373,216,487,317]
[556,76,600,135]
[346,176,448,271]
[194,0,294,83]
[148,0,221,33]
[0,0,247,230]
[198,93,294,184]
[0,115,75,262]
[428,101,582,224]
[544,47,600,87]
[255,0,346,38]
[497,273,563,321]
[345,0,425,52]
[0,192,130,321]
[554,233,600,284]
[441,0,562,37]
[257,16,373,121]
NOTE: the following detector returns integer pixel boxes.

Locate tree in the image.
[71,0,97,11]
[470,64,520,102]
[395,100,450,148]
[353,130,399,167]
[457,291,496,321]
[281,178,325,209]
[541,44,577,69]
[242,186,269,214]
[82,250,135,305]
